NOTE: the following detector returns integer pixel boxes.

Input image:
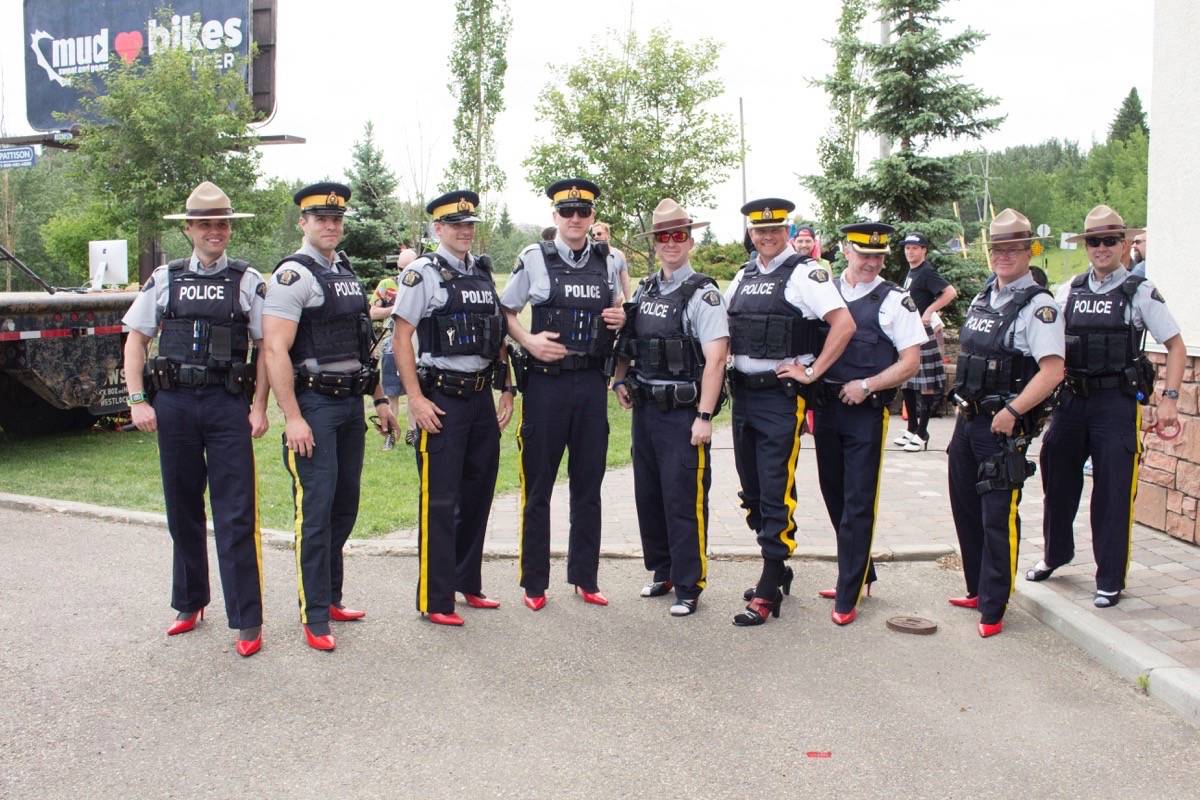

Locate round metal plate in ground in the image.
[886,615,938,635]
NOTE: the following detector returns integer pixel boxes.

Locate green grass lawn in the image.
[1037,246,1090,287]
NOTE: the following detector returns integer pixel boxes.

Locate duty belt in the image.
[146,358,247,393]
[295,368,377,398]
[626,379,700,411]
[946,391,1008,419]
[1064,372,1128,397]
[728,369,800,395]
[529,353,605,375]
[418,367,493,398]
[812,380,893,409]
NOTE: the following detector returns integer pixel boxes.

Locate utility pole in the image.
[739,96,747,206]
[878,19,891,160]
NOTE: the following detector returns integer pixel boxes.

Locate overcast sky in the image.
[0,0,1153,241]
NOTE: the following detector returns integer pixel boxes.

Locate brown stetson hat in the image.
[989,208,1045,244]
[163,181,254,220]
[638,198,710,237]
[1064,204,1144,244]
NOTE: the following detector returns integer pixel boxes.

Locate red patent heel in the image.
[831,608,857,626]
[948,595,979,609]
[978,620,1003,638]
[329,604,366,621]
[236,632,262,657]
[427,612,465,627]
[166,608,204,636]
[817,588,836,599]
[732,593,782,626]
[303,625,336,651]
[462,594,501,609]
[523,594,547,611]
[575,586,609,606]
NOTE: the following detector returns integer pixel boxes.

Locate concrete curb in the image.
[1014,580,1200,728]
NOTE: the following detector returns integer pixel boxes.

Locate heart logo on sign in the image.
[113,31,143,65]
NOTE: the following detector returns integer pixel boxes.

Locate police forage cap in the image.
[163,181,254,220]
[989,208,1046,244]
[638,198,709,237]
[1065,204,1144,244]
[294,182,351,216]
[742,198,795,228]
[546,178,600,208]
[427,190,482,223]
[841,221,896,254]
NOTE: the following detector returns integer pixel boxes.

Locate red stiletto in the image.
[166,608,204,636]
[303,626,336,651]
[523,594,547,611]
[831,608,857,626]
[427,612,465,627]
[329,605,366,621]
[948,595,979,609]
[818,588,836,599]
[236,635,262,657]
[575,587,609,606]
[462,594,501,609]
[978,621,1003,638]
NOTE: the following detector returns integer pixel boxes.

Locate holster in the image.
[507,344,529,393]
[975,434,1037,495]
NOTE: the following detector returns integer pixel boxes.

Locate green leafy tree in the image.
[523,28,740,268]
[442,0,511,201]
[804,0,870,233]
[1109,87,1149,143]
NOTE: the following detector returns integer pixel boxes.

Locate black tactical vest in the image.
[823,278,899,384]
[628,272,715,382]
[281,253,371,367]
[726,254,824,359]
[416,254,505,358]
[1063,272,1143,378]
[531,241,614,357]
[954,283,1049,401]
[158,258,250,368]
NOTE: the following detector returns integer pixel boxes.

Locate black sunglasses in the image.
[1084,235,1122,248]
[557,207,594,219]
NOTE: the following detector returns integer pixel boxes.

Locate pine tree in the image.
[1109,87,1149,143]
[343,122,401,280]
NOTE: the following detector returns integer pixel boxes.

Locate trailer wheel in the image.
[0,373,96,436]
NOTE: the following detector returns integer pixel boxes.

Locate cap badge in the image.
[760,206,773,220]
[869,232,881,245]
[457,198,471,212]
[567,186,581,200]
[326,192,339,206]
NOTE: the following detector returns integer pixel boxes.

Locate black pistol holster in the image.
[976,432,1037,495]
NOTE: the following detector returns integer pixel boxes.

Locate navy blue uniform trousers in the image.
[282,391,365,626]
[413,388,501,614]
[632,402,710,601]
[812,398,888,614]
[1040,389,1142,593]
[730,383,806,562]
[947,412,1026,624]
[517,368,608,595]
[155,386,262,629]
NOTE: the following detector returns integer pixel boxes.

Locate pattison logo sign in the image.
[23,0,251,130]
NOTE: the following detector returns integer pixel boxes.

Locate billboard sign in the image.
[0,147,38,169]
[23,1,252,131]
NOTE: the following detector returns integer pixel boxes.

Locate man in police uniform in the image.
[810,222,925,626]
[611,199,728,617]
[1029,205,1184,608]
[262,182,398,652]
[501,178,625,610]
[122,181,269,657]
[946,208,1065,638]
[725,197,856,627]
[391,190,514,627]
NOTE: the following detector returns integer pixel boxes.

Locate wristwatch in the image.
[860,379,872,396]
[696,410,713,421]
[1163,388,1180,400]
[128,391,147,405]
[804,366,815,379]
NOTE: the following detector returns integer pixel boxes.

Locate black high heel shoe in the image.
[1025,561,1059,582]
[743,565,794,602]
[733,590,783,627]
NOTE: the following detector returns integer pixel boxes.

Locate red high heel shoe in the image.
[978,620,1003,638]
[427,612,465,627]
[329,604,366,621]
[576,587,609,606]
[523,594,547,611]
[819,581,873,600]
[831,608,857,626]
[303,625,336,651]
[948,595,979,609]
[462,594,501,609]
[236,634,262,657]
[166,608,204,636]
[732,593,782,626]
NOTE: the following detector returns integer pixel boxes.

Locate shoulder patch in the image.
[140,275,155,292]
[401,270,423,287]
[255,282,266,298]
[702,290,721,307]
[1034,306,1058,324]
[1151,288,1165,303]
[808,268,829,283]
[901,295,917,312]
[275,269,300,286]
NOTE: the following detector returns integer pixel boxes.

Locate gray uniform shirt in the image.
[723,245,847,374]
[122,251,265,341]
[391,244,497,373]
[629,263,729,386]
[500,236,623,356]
[609,246,629,278]
[986,271,1065,361]
[1053,265,1181,345]
[836,275,928,353]
[262,241,362,374]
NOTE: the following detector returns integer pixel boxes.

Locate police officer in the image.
[262,182,398,652]
[611,199,729,617]
[1029,205,1184,608]
[726,197,856,627]
[391,190,514,627]
[811,222,925,625]
[122,181,269,657]
[500,178,625,611]
[947,208,1065,638]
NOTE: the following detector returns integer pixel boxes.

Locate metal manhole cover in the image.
[886,615,938,635]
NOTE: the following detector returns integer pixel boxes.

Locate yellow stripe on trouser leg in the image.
[779,397,806,555]
[418,430,431,613]
[515,400,527,583]
[252,453,264,614]
[1125,404,1143,582]
[695,443,708,590]
[856,408,889,604]
[1006,488,1020,595]
[285,450,308,624]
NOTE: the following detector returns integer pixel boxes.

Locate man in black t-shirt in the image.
[896,233,957,450]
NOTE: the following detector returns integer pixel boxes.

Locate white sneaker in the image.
[902,436,929,452]
[893,431,917,446]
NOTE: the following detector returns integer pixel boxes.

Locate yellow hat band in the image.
[747,208,789,223]
[431,200,476,220]
[551,187,596,204]
[299,193,347,211]
[846,231,890,246]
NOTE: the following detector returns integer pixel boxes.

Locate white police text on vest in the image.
[964,316,997,333]
[460,289,494,305]
[1072,298,1114,315]
[740,283,776,296]
[564,285,602,300]
[333,282,363,297]
[179,285,225,301]
[640,301,671,319]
